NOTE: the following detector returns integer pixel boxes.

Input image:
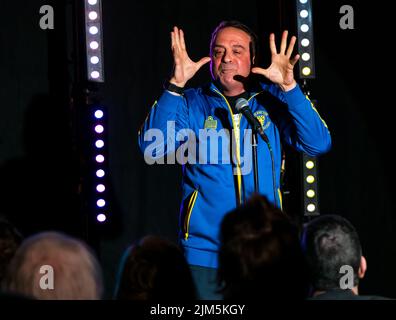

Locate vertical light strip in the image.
[296,0,315,79]
[84,0,104,82]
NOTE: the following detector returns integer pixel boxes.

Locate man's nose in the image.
[222,51,232,63]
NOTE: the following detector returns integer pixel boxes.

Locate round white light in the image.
[306,175,315,184]
[94,110,103,119]
[96,155,105,163]
[96,169,105,178]
[95,140,104,148]
[302,53,311,61]
[88,11,98,21]
[300,10,309,18]
[90,56,99,64]
[95,124,104,133]
[307,204,316,212]
[306,160,315,169]
[91,71,100,79]
[90,41,99,50]
[299,0,308,4]
[307,189,315,198]
[97,213,106,222]
[302,67,311,76]
[96,184,106,193]
[97,199,106,207]
[89,26,99,35]
[300,24,309,32]
[88,0,98,5]
[301,38,310,47]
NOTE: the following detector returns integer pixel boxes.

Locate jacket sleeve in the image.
[268,84,332,156]
[138,90,190,161]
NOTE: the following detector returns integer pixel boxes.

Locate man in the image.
[2,231,103,300]
[138,21,331,299]
[218,195,309,300]
[302,215,389,299]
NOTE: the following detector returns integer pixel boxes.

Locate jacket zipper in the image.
[184,189,198,240]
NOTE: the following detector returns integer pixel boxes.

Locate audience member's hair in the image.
[0,218,23,283]
[2,231,103,299]
[218,195,309,300]
[114,235,196,301]
[302,215,362,291]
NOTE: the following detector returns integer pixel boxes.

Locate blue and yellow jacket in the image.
[138,82,331,268]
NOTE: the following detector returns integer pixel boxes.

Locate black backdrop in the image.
[0,0,394,299]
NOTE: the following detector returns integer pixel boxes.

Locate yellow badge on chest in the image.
[254,110,270,130]
[204,116,217,129]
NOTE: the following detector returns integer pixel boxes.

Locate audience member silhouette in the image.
[218,194,309,300]
[2,231,103,300]
[114,235,196,300]
[0,218,23,284]
[302,214,390,299]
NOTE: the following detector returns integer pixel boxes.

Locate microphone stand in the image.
[252,130,259,194]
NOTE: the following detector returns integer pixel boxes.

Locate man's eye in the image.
[234,51,241,55]
[214,51,224,57]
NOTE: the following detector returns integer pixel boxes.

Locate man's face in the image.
[210,27,253,94]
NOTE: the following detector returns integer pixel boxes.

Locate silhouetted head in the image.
[114,235,196,301]
[2,231,103,299]
[302,215,364,292]
[218,195,309,300]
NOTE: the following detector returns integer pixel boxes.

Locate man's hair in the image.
[218,195,309,300]
[2,231,103,300]
[302,215,362,291]
[114,235,196,301]
[210,20,258,64]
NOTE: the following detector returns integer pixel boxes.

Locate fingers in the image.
[286,35,297,58]
[280,30,288,55]
[251,67,269,79]
[290,54,300,66]
[196,57,211,70]
[269,33,277,55]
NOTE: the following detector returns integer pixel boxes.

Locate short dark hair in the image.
[302,215,362,291]
[218,195,309,300]
[114,235,196,301]
[210,20,258,63]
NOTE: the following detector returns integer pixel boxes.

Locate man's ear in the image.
[358,256,367,279]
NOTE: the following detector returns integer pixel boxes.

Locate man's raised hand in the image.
[251,31,300,92]
[169,26,211,88]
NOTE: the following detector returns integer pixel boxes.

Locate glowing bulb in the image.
[90,41,99,50]
[302,53,311,61]
[94,110,103,119]
[301,38,310,47]
[306,189,315,198]
[88,11,98,21]
[91,71,100,79]
[307,204,316,212]
[96,169,105,178]
[300,10,309,18]
[306,175,315,184]
[89,26,99,35]
[302,67,311,76]
[95,140,104,148]
[96,155,105,163]
[96,184,105,192]
[91,56,99,64]
[97,199,106,207]
[95,124,104,133]
[306,160,315,169]
[97,214,106,222]
[301,24,309,32]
